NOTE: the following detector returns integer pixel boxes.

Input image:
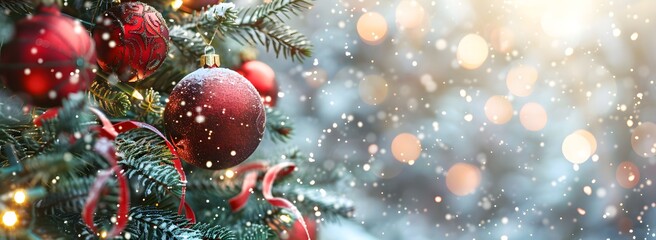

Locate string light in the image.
[2,211,17,227]
[279,214,292,223]
[13,190,26,204]
[225,169,235,179]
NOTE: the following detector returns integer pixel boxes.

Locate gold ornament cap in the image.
[200,46,221,68]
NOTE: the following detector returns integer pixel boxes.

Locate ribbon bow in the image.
[227,161,311,240]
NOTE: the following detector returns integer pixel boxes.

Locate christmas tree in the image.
[0,0,353,239]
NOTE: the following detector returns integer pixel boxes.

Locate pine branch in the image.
[170,26,209,60]
[120,158,183,199]
[0,0,32,14]
[265,107,293,143]
[115,129,182,199]
[115,129,175,165]
[231,20,312,62]
[88,77,131,117]
[192,3,239,40]
[191,222,237,240]
[135,60,189,93]
[239,0,311,23]
[240,224,275,240]
[134,88,165,126]
[0,92,40,160]
[124,206,202,239]
[232,0,313,61]
[35,176,117,215]
[285,187,354,221]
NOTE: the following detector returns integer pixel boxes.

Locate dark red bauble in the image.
[0,4,96,107]
[93,1,169,82]
[236,60,278,106]
[163,67,265,170]
[179,0,221,13]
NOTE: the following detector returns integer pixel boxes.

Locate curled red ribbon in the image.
[82,138,130,239]
[82,109,129,239]
[35,107,196,237]
[228,162,311,240]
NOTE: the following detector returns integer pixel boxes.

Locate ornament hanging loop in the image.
[200,46,221,68]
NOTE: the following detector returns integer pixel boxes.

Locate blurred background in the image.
[237,0,656,239]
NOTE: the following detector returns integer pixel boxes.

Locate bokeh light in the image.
[446,163,481,196]
[506,65,538,97]
[631,122,656,158]
[616,161,640,189]
[395,0,425,29]
[562,130,596,164]
[391,133,422,164]
[519,102,547,131]
[2,211,17,227]
[484,95,513,124]
[357,12,388,45]
[456,34,489,70]
[359,75,389,105]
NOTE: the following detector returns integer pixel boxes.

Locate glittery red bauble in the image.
[236,60,278,106]
[179,0,221,13]
[164,67,265,170]
[93,1,169,82]
[0,4,96,107]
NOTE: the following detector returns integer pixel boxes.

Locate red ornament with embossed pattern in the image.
[93,1,169,82]
[0,4,96,107]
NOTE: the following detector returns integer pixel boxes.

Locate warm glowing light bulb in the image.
[171,0,183,10]
[132,91,144,100]
[13,190,26,204]
[2,211,17,227]
[279,214,292,223]
[225,169,235,179]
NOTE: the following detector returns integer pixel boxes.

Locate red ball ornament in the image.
[163,53,265,170]
[236,60,278,106]
[286,217,317,240]
[0,4,96,107]
[178,0,221,13]
[93,1,169,82]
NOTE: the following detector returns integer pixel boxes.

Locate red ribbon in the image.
[35,107,195,237]
[82,138,129,239]
[81,109,129,239]
[228,162,311,240]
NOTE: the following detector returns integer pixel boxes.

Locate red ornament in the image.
[179,0,221,13]
[236,60,278,106]
[93,1,169,82]
[163,54,265,170]
[0,4,96,107]
[287,217,317,240]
